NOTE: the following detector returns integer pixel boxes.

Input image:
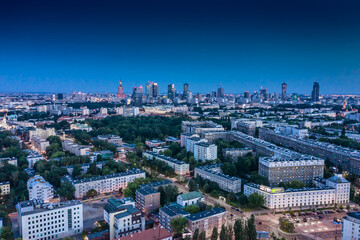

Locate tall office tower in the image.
[117,80,125,98]
[259,88,269,100]
[217,86,225,98]
[132,86,143,107]
[311,82,320,101]
[145,81,158,98]
[281,83,287,100]
[57,93,64,100]
[211,90,217,98]
[183,83,189,99]
[244,91,250,99]
[168,84,176,99]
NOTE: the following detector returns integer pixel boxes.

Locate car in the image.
[318,216,323,219]
[235,208,240,212]
[258,222,263,225]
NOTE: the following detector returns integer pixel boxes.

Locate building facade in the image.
[135,187,160,213]
[186,208,226,237]
[27,175,55,203]
[193,142,217,161]
[143,151,190,175]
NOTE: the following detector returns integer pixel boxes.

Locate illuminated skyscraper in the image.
[168,84,176,99]
[117,80,125,98]
[281,83,287,100]
[183,83,189,99]
[311,82,320,101]
[217,85,225,98]
[145,81,159,98]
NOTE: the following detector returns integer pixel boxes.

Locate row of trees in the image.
[143,158,176,177]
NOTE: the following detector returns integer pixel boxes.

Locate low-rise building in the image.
[24,150,44,168]
[186,207,226,237]
[97,135,123,146]
[193,142,217,161]
[194,164,242,193]
[104,197,145,240]
[27,175,55,203]
[135,187,160,213]
[143,152,190,175]
[145,140,166,148]
[63,161,107,175]
[159,204,190,231]
[342,212,360,240]
[0,181,10,195]
[16,199,83,240]
[177,191,204,207]
[62,169,146,198]
[165,136,180,144]
[0,157,17,167]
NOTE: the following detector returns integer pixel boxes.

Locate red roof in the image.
[117,227,172,240]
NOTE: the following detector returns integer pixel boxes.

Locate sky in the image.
[1,0,360,94]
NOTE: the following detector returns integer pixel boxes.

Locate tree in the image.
[189,178,198,192]
[193,228,199,240]
[58,181,75,200]
[165,185,179,203]
[219,224,227,240]
[199,231,206,240]
[227,192,237,204]
[0,227,14,240]
[234,219,244,240]
[227,225,233,240]
[170,216,187,234]
[239,194,248,206]
[339,204,344,210]
[279,217,294,233]
[72,164,82,178]
[247,192,265,208]
[211,227,218,240]
[184,205,201,214]
[86,189,98,198]
[246,215,257,240]
[347,204,351,211]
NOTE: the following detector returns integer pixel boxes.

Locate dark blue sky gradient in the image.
[1,0,360,94]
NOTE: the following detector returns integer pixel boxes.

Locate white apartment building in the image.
[143,151,190,175]
[194,164,242,193]
[0,181,10,195]
[0,157,18,167]
[24,150,44,168]
[16,199,83,240]
[27,175,55,203]
[62,139,90,156]
[104,197,145,240]
[342,212,360,240]
[97,135,123,146]
[193,142,217,161]
[31,136,50,153]
[29,128,56,141]
[62,169,146,198]
[185,137,207,153]
[317,174,351,204]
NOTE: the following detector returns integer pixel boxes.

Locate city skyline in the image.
[1,0,360,94]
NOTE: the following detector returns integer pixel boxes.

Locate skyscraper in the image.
[244,91,250,99]
[281,83,287,101]
[132,86,143,106]
[145,81,159,98]
[217,85,225,98]
[117,80,125,98]
[168,84,176,99]
[311,82,320,101]
[183,83,189,99]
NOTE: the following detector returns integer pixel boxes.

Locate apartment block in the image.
[24,150,44,168]
[159,204,190,231]
[31,136,50,153]
[16,199,83,240]
[62,139,90,156]
[97,135,123,146]
[194,164,242,193]
[143,151,190,175]
[27,175,55,203]
[135,187,160,213]
[0,181,10,195]
[0,157,17,167]
[222,148,252,161]
[62,169,145,198]
[181,121,224,134]
[342,212,360,240]
[104,197,145,240]
[193,142,217,161]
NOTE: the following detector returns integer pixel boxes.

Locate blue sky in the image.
[1,0,360,94]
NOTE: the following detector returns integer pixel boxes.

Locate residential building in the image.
[29,128,56,141]
[62,169,145,198]
[0,157,17,167]
[24,150,44,168]
[185,137,207,153]
[16,199,83,240]
[314,174,350,204]
[342,212,360,240]
[177,191,204,207]
[70,123,92,132]
[31,136,50,153]
[97,135,123,146]
[258,156,324,186]
[0,181,10,195]
[159,204,190,231]
[62,139,90,156]
[231,119,263,136]
[104,197,145,240]
[186,207,226,237]
[165,136,180,144]
[27,175,55,203]
[119,227,173,240]
[181,121,224,134]
[143,152,190,175]
[180,133,199,147]
[63,161,107,175]
[193,142,217,161]
[139,179,173,190]
[135,187,160,213]
[194,164,242,193]
[222,148,252,161]
[145,140,166,148]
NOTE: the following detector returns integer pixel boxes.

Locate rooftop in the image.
[160,204,189,217]
[145,151,188,166]
[118,227,172,240]
[136,187,159,196]
[186,207,226,221]
[178,191,203,201]
[139,179,173,189]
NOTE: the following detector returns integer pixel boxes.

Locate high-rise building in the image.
[117,80,125,98]
[57,93,64,100]
[167,84,176,99]
[183,83,189,99]
[281,83,287,100]
[217,86,225,98]
[311,82,320,101]
[132,86,143,107]
[145,81,159,98]
[244,91,250,99]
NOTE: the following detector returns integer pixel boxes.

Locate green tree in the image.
[193,228,199,240]
[246,215,257,240]
[211,227,218,240]
[247,193,265,208]
[189,178,198,192]
[86,189,98,198]
[0,227,14,240]
[227,225,233,240]
[184,205,201,214]
[234,219,244,240]
[58,181,75,200]
[72,164,82,178]
[227,192,237,205]
[199,231,206,240]
[219,224,227,240]
[170,216,187,234]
